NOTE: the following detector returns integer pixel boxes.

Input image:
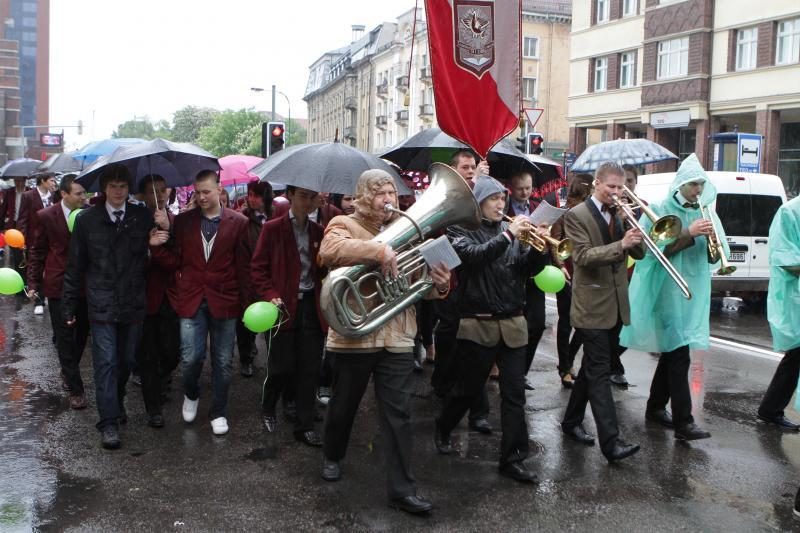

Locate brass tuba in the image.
[700,204,736,276]
[320,163,481,337]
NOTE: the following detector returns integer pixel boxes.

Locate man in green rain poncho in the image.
[620,153,726,441]
[757,196,800,432]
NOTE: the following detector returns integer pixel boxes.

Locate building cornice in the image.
[571,45,642,62]
[570,14,643,36]
[568,86,642,100]
[640,73,710,87]
[642,27,711,44]
[710,93,800,113]
[713,11,800,33]
[711,62,800,80]
[522,11,571,24]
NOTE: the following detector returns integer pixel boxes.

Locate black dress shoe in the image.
[645,409,674,428]
[609,374,629,388]
[757,413,800,430]
[434,420,453,455]
[499,462,539,483]
[118,407,128,425]
[605,440,640,462]
[295,430,323,447]
[147,414,165,428]
[469,418,493,434]
[101,427,121,450]
[674,423,711,441]
[388,495,433,514]
[321,457,341,481]
[524,376,535,391]
[262,414,277,432]
[562,424,595,446]
[240,363,254,378]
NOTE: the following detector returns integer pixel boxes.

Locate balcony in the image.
[395,109,409,123]
[419,104,434,117]
[344,96,357,110]
[344,126,356,140]
[375,115,388,128]
[376,82,389,98]
[396,75,409,91]
[420,66,432,80]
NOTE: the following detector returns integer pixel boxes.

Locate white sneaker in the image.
[182,395,199,423]
[34,305,44,315]
[211,417,229,436]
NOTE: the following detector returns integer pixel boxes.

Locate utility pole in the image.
[271,85,276,122]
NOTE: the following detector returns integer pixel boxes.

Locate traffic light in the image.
[262,121,285,157]
[516,135,526,153]
[528,133,544,155]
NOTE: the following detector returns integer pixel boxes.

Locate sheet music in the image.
[529,200,567,226]
[418,235,462,270]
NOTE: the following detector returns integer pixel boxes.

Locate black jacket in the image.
[449,219,547,317]
[62,202,154,323]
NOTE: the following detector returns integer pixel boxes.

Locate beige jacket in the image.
[319,214,444,352]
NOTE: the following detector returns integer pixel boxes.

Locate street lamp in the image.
[250,86,291,138]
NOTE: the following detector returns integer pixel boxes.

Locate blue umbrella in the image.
[76,138,219,193]
[570,139,678,173]
[72,138,147,166]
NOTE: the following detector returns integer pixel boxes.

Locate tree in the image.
[284,118,307,147]
[196,108,263,157]
[171,106,219,143]
[111,117,172,140]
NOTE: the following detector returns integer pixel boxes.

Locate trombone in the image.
[502,215,573,261]
[619,184,682,246]
[700,204,736,276]
[611,192,692,300]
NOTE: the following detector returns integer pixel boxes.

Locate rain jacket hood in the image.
[473,174,507,205]
[620,154,729,353]
[767,196,800,352]
[352,169,398,232]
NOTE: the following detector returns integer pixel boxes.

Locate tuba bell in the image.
[320,163,481,337]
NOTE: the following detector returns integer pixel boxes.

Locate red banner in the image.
[425,0,521,158]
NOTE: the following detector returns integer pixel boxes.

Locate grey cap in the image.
[472,174,507,205]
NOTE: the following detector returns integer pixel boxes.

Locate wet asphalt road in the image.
[1,294,800,532]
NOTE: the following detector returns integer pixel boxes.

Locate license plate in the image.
[729,252,745,262]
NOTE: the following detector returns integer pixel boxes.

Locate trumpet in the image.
[611,193,692,300]
[619,184,682,246]
[502,214,573,261]
[700,204,736,276]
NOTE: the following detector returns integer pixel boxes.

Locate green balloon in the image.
[67,209,81,233]
[533,265,566,293]
[243,301,280,333]
[0,267,24,295]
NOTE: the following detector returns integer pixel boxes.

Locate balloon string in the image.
[260,305,290,406]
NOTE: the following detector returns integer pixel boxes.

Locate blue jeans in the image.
[90,321,142,431]
[180,301,236,419]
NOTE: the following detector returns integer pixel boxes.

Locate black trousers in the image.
[416,300,436,347]
[555,285,582,375]
[261,295,323,433]
[562,326,622,456]
[759,347,800,419]
[138,299,180,416]
[439,339,529,466]
[236,320,256,366]
[48,297,89,394]
[319,349,335,388]
[323,349,417,499]
[647,345,693,426]
[524,280,546,373]
[431,296,489,421]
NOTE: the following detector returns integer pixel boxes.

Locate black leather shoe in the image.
[240,363,254,378]
[101,427,121,450]
[499,462,538,483]
[524,377,535,391]
[757,413,800,431]
[605,440,640,462]
[262,414,277,433]
[118,407,128,425]
[321,457,341,481]
[609,374,629,389]
[388,495,433,514]
[147,414,165,428]
[469,418,493,434]
[434,420,453,455]
[645,409,674,428]
[295,430,323,447]
[562,424,595,446]
[674,423,711,441]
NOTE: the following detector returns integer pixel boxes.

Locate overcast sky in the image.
[49,0,415,149]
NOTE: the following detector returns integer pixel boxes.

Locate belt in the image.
[297,289,314,300]
[461,310,523,321]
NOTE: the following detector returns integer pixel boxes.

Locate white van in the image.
[633,171,787,293]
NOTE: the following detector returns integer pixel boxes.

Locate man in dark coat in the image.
[62,164,154,449]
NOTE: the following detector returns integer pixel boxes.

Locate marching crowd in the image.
[1,148,799,516]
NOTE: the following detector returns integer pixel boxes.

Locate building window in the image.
[735,27,758,71]
[522,77,537,101]
[22,2,36,12]
[657,37,688,79]
[678,129,696,161]
[596,0,610,23]
[523,37,539,59]
[594,58,608,91]
[776,18,800,65]
[620,51,635,88]
[623,0,637,16]
[778,122,800,198]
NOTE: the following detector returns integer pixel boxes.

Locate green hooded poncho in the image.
[620,154,729,353]
[767,196,800,352]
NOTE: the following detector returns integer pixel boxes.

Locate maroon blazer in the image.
[145,211,177,315]
[26,204,72,298]
[250,213,327,331]
[0,188,23,230]
[17,188,47,242]
[151,207,252,319]
[271,202,341,228]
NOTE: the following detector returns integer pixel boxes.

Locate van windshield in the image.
[716,193,782,237]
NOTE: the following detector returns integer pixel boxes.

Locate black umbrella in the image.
[37,152,83,174]
[250,142,410,195]
[0,157,43,178]
[76,138,219,193]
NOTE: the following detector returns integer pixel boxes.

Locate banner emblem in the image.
[454,1,495,78]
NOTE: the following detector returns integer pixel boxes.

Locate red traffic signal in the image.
[527,133,544,155]
[263,121,286,157]
[271,125,284,137]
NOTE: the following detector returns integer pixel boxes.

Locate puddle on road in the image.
[245,446,278,461]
